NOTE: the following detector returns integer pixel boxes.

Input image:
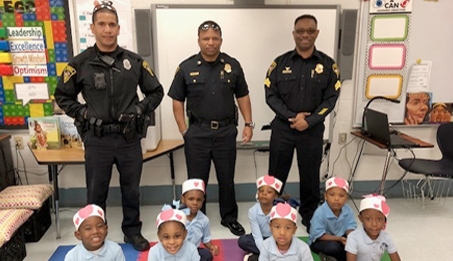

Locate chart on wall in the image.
[73,0,134,53]
[0,0,73,129]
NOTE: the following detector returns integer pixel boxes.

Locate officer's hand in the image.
[242,127,253,143]
[289,112,310,131]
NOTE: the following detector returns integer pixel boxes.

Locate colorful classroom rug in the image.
[50,237,390,261]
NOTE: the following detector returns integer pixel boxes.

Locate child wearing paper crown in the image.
[259,202,313,261]
[180,178,219,261]
[238,175,282,261]
[345,195,401,261]
[148,208,200,261]
[64,204,125,261]
[308,177,357,261]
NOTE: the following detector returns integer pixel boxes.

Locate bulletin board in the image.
[0,0,73,129]
[353,0,453,126]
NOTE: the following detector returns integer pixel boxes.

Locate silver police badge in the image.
[123,59,131,70]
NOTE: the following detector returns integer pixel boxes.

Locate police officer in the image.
[54,1,163,251]
[168,20,253,236]
[265,14,341,232]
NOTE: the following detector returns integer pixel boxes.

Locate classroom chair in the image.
[399,122,453,208]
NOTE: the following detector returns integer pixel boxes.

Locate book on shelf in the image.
[28,116,61,150]
[55,115,83,149]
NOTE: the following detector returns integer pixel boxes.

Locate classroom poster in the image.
[0,0,73,129]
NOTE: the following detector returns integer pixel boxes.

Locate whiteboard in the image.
[353,1,453,126]
[151,5,340,140]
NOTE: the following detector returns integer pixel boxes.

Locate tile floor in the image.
[24,198,453,260]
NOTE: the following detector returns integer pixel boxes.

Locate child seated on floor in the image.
[238,175,282,261]
[180,178,219,261]
[259,202,313,261]
[65,204,125,261]
[148,207,200,261]
[345,195,401,261]
[308,177,357,261]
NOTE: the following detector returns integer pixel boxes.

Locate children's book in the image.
[55,115,83,149]
[28,116,61,150]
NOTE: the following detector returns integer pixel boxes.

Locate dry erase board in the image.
[353,1,453,126]
[151,5,340,140]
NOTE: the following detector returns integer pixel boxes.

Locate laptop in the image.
[363,108,419,148]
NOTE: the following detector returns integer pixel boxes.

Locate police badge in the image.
[315,63,324,74]
[224,63,232,73]
[123,58,131,70]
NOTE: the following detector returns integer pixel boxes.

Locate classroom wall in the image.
[1,0,441,202]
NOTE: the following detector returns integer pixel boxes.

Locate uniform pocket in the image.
[185,76,206,97]
[276,75,297,95]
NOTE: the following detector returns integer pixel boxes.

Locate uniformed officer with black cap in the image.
[265,14,341,232]
[54,1,163,251]
[168,20,253,236]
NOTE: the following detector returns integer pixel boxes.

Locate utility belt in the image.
[75,114,150,141]
[190,116,235,130]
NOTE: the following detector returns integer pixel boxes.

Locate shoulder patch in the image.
[174,66,180,77]
[267,61,277,77]
[142,61,154,76]
[332,63,340,78]
[63,65,76,84]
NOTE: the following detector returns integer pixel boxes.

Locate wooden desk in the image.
[29,139,184,239]
[350,131,433,194]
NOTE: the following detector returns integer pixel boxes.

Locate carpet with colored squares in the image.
[49,237,391,261]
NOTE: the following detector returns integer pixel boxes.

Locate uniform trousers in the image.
[268,117,324,224]
[84,132,143,237]
[184,123,238,222]
[238,234,265,254]
[198,248,213,261]
[310,240,347,261]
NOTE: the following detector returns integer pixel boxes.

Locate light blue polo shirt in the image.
[345,226,397,261]
[64,239,125,261]
[186,210,212,247]
[148,240,200,261]
[259,236,314,261]
[308,201,357,245]
[249,202,272,252]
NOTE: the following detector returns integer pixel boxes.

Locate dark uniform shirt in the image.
[168,52,249,121]
[265,48,341,128]
[55,45,163,124]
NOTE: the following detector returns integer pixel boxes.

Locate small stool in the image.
[0,209,33,261]
[0,184,53,242]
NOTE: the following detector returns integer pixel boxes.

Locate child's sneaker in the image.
[243,253,259,261]
[319,252,338,261]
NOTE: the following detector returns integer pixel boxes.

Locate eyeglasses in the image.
[295,28,317,35]
[198,22,221,32]
[93,1,117,14]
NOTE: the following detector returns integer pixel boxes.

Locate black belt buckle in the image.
[210,121,219,130]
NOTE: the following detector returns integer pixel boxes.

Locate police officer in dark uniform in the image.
[168,20,253,236]
[265,14,341,232]
[54,1,163,251]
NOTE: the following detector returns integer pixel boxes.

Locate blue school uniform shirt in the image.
[148,240,200,261]
[64,239,125,261]
[345,225,397,261]
[258,235,313,261]
[249,202,272,252]
[186,210,212,247]
[308,201,357,245]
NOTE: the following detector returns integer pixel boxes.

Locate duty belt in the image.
[102,124,122,134]
[191,117,234,130]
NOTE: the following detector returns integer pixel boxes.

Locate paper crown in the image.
[256,175,282,193]
[325,177,349,193]
[359,194,390,218]
[156,208,187,228]
[270,202,298,223]
[73,204,105,230]
[182,179,205,195]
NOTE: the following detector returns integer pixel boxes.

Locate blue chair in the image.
[398,122,453,207]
